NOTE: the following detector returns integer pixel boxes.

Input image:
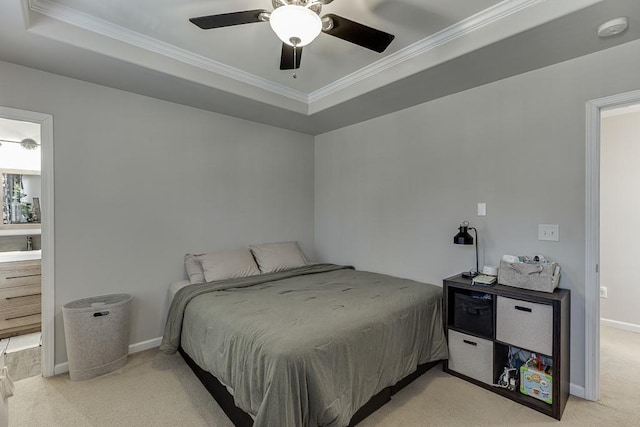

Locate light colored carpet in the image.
[9,326,640,426]
[9,350,233,427]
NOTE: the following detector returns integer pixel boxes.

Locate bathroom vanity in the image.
[0,251,41,339]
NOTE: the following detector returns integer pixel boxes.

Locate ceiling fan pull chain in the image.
[290,36,301,79]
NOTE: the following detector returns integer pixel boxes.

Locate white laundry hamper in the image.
[62,294,132,381]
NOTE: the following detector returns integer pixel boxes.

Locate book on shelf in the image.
[472,274,497,286]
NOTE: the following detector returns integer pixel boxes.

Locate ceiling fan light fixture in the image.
[269,5,322,47]
[20,138,39,150]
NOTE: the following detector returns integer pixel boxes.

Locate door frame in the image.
[0,106,54,377]
[585,88,640,401]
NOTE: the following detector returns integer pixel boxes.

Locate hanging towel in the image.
[0,367,14,399]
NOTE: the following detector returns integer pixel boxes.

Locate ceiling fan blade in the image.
[189,10,268,29]
[322,14,395,53]
[280,44,303,70]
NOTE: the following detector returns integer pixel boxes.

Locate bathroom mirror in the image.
[1,168,41,229]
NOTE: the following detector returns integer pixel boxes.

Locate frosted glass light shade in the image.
[269,5,322,47]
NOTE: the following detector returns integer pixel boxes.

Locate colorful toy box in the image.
[520,365,552,404]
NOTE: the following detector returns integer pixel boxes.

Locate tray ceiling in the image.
[44,0,504,94]
[1,0,639,134]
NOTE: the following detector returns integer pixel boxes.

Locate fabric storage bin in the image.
[447,329,494,384]
[63,294,132,381]
[498,260,560,293]
[496,296,553,356]
[453,292,493,338]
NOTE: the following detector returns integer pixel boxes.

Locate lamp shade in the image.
[454,225,474,245]
[269,5,322,47]
[453,221,479,278]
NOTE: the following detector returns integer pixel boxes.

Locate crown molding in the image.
[308,0,545,103]
[27,0,309,104]
[27,0,552,110]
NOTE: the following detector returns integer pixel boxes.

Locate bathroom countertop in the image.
[0,250,42,263]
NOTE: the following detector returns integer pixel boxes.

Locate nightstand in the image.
[443,274,570,420]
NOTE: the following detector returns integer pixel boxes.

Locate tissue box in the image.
[498,260,560,293]
[520,365,552,404]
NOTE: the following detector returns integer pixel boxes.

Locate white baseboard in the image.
[54,336,162,376]
[128,336,162,354]
[53,362,68,376]
[600,318,640,334]
[570,383,585,399]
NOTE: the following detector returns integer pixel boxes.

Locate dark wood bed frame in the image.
[179,347,442,426]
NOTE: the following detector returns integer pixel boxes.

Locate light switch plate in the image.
[477,203,486,216]
[538,224,559,241]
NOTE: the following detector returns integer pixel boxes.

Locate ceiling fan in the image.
[189,0,395,71]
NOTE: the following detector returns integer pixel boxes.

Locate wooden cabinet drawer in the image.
[0,314,41,337]
[0,260,41,288]
[0,260,42,338]
[0,303,41,329]
[0,283,41,310]
[496,296,553,355]
[448,329,494,385]
[1,302,40,320]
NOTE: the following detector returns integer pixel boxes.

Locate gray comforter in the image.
[160,264,448,427]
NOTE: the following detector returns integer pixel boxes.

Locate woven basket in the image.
[498,260,560,293]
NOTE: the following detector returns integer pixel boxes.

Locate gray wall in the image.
[315,39,640,390]
[0,60,315,365]
[600,110,640,327]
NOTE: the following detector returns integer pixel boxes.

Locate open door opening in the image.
[585,89,640,401]
[0,107,54,379]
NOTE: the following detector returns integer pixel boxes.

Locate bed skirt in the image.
[179,347,442,427]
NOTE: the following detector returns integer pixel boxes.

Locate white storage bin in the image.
[447,329,494,385]
[62,294,132,381]
[496,296,553,356]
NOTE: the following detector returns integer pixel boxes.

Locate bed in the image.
[160,263,448,426]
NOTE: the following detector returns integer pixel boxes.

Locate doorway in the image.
[585,89,640,401]
[0,106,54,377]
[600,103,640,331]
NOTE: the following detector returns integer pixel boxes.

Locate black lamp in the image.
[453,221,479,278]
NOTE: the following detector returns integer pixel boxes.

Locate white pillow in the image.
[184,254,205,284]
[196,249,260,282]
[249,241,308,273]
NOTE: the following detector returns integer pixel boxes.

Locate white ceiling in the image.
[601,101,640,117]
[47,0,504,93]
[0,118,40,144]
[1,0,639,134]
[0,118,41,172]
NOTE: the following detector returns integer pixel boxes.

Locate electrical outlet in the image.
[477,203,486,216]
[538,224,559,241]
[600,286,608,298]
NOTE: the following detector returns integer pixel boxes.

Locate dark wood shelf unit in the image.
[443,274,570,420]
